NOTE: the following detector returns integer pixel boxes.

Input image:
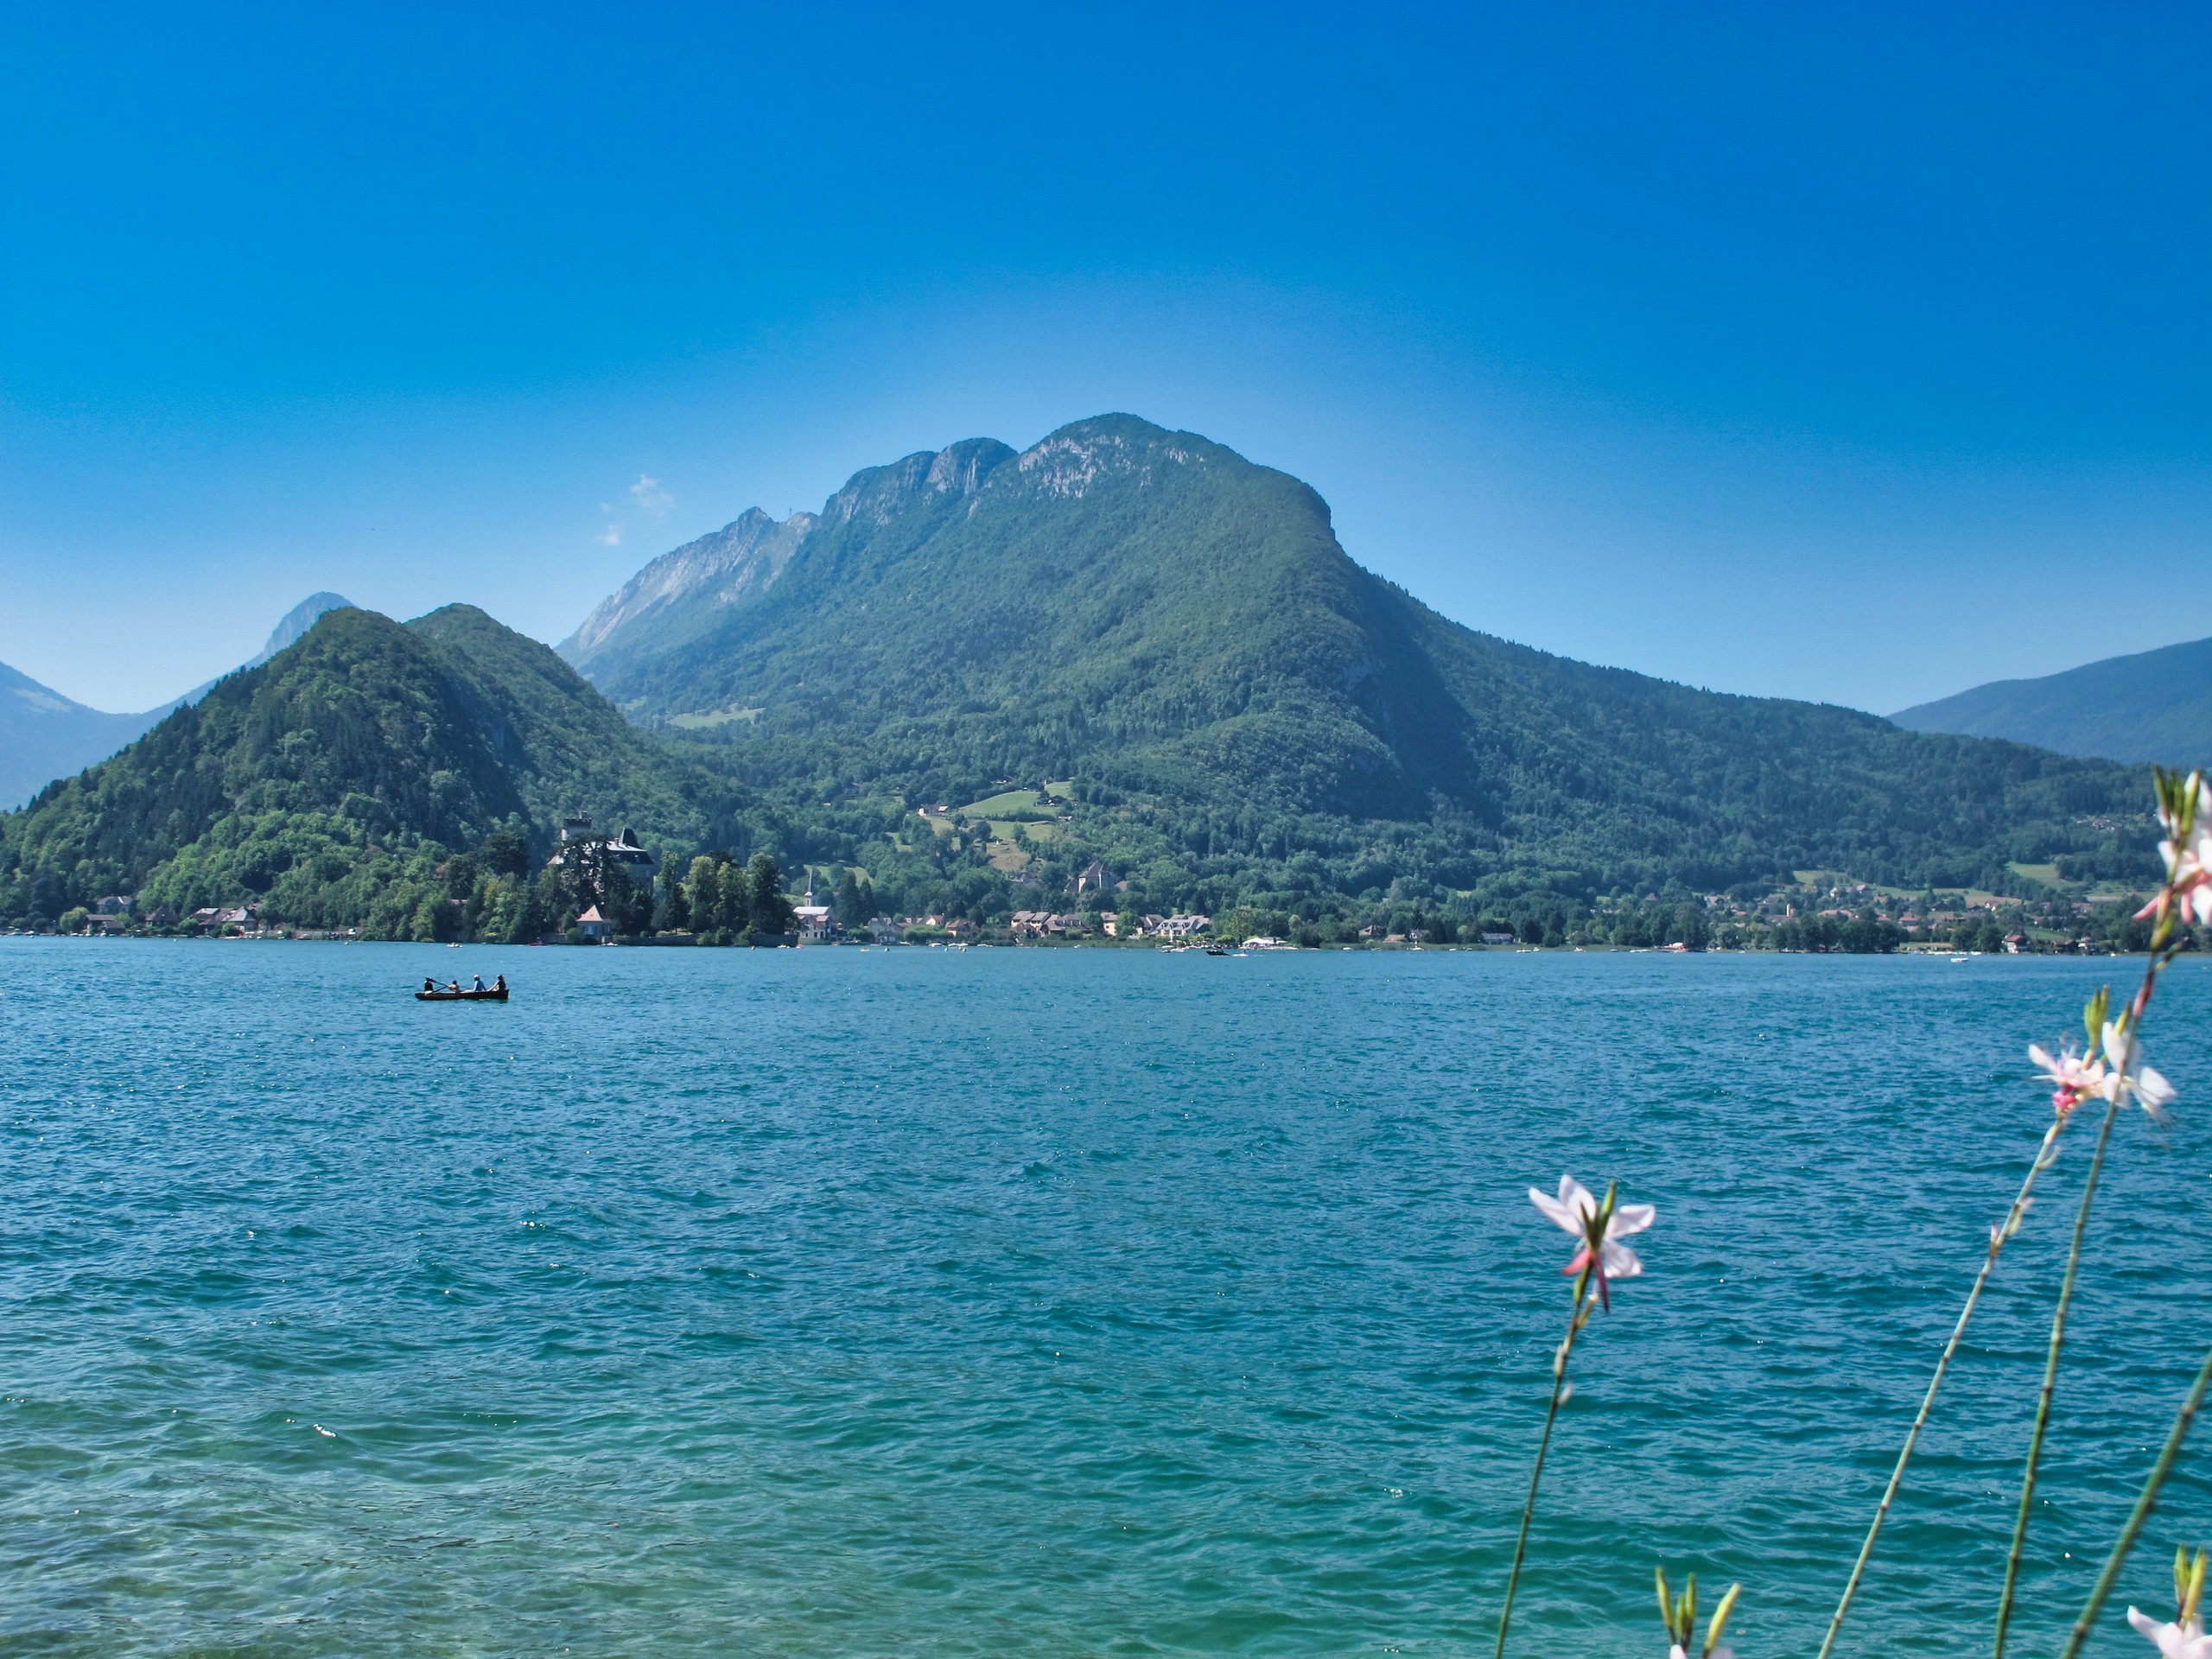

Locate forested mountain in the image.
[0,592,356,810]
[0,605,731,934]
[573,414,2156,914]
[1892,636,2212,768]
[3,416,2164,939]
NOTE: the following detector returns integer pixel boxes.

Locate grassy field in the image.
[956,788,1059,821]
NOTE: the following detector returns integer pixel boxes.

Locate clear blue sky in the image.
[3,3,2206,714]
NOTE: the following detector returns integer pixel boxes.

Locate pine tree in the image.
[834,869,867,931]
[748,852,793,936]
[717,857,751,936]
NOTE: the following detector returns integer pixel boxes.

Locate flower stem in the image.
[1815,1117,2063,1659]
[1494,1271,1593,1659]
[2055,1336,2212,1659]
[1992,913,2177,1659]
[1992,1090,2121,1659]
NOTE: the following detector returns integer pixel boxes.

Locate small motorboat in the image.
[415,985,509,1001]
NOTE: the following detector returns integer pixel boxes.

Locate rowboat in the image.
[415,986,509,1001]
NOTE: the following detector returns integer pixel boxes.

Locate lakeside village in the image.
[10,812,2187,957]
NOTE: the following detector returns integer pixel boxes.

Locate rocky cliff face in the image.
[559,508,815,675]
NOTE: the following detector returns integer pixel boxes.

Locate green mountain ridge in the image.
[1891,635,2212,768]
[572,413,2157,907]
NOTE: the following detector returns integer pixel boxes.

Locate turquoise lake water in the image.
[3,939,2209,1656]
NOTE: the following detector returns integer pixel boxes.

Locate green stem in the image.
[1993,911,2180,1659]
[1992,1091,2122,1659]
[1495,1273,1592,1659]
[2056,1337,2212,1659]
[1815,1118,2063,1659]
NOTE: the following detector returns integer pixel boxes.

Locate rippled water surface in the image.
[3,939,2210,1656]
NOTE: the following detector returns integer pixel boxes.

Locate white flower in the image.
[1529,1175,1654,1307]
[2103,1020,2180,1121]
[2138,1065,2180,1118]
[2126,1607,2212,1659]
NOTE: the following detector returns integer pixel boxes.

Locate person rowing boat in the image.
[415,976,510,1001]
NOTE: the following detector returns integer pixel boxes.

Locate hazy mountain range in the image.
[0,416,2166,929]
[1892,636,2212,768]
[0,593,352,810]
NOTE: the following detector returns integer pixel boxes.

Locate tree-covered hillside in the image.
[579,414,2158,918]
[0,606,730,934]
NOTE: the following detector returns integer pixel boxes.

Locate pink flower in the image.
[2132,1535,2209,1654]
[2139,774,2212,925]
[2029,1041,2113,1118]
[1530,1175,1654,1309]
[2126,1608,2212,1659]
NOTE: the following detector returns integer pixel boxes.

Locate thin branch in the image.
[2056,1338,2212,1659]
[1815,1118,2063,1659]
[1993,1090,2122,1659]
[1495,1262,1598,1659]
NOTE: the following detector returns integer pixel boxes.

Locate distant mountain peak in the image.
[563,418,1239,678]
[253,592,354,667]
[1014,416,1211,499]
[175,591,356,709]
[0,660,91,718]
